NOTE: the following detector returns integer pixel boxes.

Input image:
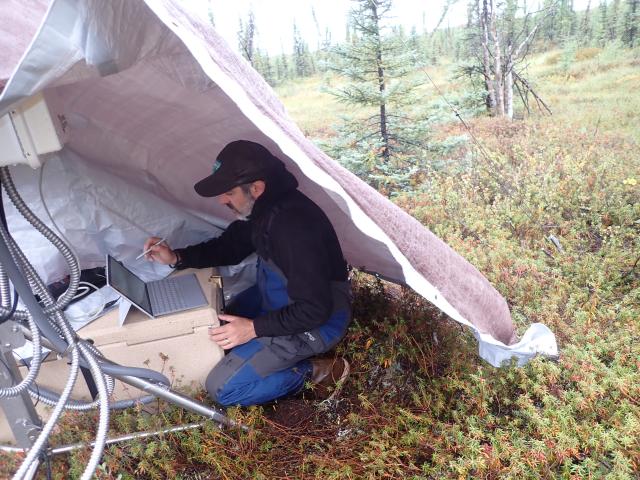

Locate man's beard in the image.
[228,195,255,221]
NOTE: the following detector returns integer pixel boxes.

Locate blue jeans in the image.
[205,260,351,406]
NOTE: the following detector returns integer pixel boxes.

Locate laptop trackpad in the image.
[148,274,207,317]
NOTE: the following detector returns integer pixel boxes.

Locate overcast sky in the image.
[191,0,592,55]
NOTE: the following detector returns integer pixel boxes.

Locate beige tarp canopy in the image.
[0,0,557,366]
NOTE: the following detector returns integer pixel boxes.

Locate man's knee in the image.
[204,350,261,406]
[206,364,258,407]
[205,355,242,404]
[205,366,225,403]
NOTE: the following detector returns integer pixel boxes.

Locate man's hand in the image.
[143,236,177,265]
[208,314,257,350]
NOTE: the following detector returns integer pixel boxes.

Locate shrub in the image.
[575,47,602,61]
[544,51,562,65]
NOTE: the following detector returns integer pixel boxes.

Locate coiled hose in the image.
[0,230,43,398]
[0,166,167,479]
[0,167,80,313]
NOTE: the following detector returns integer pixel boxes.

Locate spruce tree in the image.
[609,0,621,40]
[254,50,276,86]
[541,0,559,43]
[238,10,256,65]
[293,22,314,78]
[596,0,609,45]
[622,0,639,46]
[557,0,578,43]
[207,4,215,28]
[324,0,427,190]
[580,0,593,43]
[275,50,290,83]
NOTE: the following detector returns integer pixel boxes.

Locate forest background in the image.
[1,0,638,478]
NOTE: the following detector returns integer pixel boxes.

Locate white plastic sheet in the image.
[6,151,223,283]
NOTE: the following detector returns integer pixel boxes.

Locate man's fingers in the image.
[150,243,167,253]
[209,332,227,340]
[208,327,234,349]
[142,241,175,265]
[208,326,228,339]
[143,237,160,250]
[209,334,231,348]
[207,316,254,350]
[145,248,160,261]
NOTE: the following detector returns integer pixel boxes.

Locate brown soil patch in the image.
[263,397,318,429]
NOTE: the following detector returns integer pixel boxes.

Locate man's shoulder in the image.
[275,190,325,222]
[260,192,328,241]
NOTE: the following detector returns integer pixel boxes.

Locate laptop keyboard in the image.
[148,278,188,315]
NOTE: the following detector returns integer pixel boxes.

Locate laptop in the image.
[106,255,208,319]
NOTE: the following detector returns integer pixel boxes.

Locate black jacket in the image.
[175,167,348,337]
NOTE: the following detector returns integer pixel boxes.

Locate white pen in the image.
[136,238,166,260]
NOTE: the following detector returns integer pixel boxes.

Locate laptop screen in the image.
[107,256,152,315]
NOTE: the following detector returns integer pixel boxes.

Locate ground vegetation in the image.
[1,2,639,478]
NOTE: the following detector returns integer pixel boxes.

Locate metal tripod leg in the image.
[16,326,242,432]
[0,322,42,448]
[114,372,243,430]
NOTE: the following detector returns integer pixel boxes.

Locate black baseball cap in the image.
[194,140,284,197]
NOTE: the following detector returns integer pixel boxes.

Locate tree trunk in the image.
[627,0,639,46]
[480,0,497,114]
[504,58,514,119]
[372,2,390,161]
[490,0,505,116]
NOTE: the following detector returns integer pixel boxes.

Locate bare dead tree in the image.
[480,0,497,111]
[476,0,555,119]
[489,0,506,116]
[513,71,553,115]
[504,22,541,117]
[429,0,458,38]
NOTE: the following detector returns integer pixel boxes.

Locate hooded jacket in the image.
[174,166,349,337]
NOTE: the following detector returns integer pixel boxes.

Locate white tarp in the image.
[0,0,557,366]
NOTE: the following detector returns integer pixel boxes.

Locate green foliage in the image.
[621,0,640,47]
[390,105,640,478]
[252,50,275,86]
[598,38,627,64]
[322,0,431,191]
[2,33,640,480]
[560,39,579,73]
[293,22,316,78]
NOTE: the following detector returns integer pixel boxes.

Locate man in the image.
[143,140,351,406]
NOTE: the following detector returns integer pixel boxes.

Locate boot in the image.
[309,357,350,402]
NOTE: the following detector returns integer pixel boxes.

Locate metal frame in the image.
[0,322,42,448]
[0,233,243,477]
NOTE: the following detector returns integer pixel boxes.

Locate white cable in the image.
[71,285,90,300]
[66,282,107,324]
[38,161,81,267]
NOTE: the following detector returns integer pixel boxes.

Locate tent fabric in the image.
[0,0,49,87]
[0,0,557,366]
